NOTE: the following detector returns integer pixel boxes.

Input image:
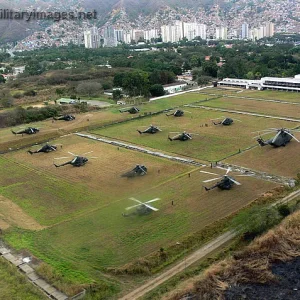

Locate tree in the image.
[76,82,102,97]
[112,89,122,100]
[0,89,13,107]
[149,84,165,97]
[202,61,218,77]
[0,75,5,83]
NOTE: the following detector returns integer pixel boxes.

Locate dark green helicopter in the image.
[53,115,75,121]
[254,128,300,147]
[166,109,191,117]
[120,107,140,114]
[121,165,147,177]
[54,151,97,167]
[168,131,197,141]
[12,127,40,135]
[137,125,162,134]
[200,168,251,191]
[212,116,241,126]
[28,143,57,155]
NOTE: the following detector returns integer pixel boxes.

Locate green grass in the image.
[91,109,298,162]
[200,88,300,103]
[0,257,47,300]
[199,97,300,119]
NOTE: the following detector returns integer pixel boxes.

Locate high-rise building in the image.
[134,30,145,42]
[161,21,183,43]
[241,23,249,39]
[144,29,159,42]
[215,27,227,40]
[265,22,274,37]
[84,26,100,48]
[103,26,117,47]
[115,29,124,43]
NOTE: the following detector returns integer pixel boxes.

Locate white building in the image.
[183,23,207,40]
[84,27,100,48]
[215,27,228,40]
[241,23,249,39]
[115,29,124,43]
[218,75,300,92]
[103,26,117,47]
[163,82,188,94]
[144,29,159,42]
[161,21,183,43]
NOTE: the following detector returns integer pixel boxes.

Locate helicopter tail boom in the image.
[137,130,143,134]
[257,138,268,146]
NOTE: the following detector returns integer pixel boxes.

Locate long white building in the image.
[218,75,300,92]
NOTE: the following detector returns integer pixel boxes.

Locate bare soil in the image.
[225,257,300,300]
[0,195,45,230]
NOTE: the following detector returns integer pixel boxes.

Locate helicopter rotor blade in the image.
[82,151,94,155]
[88,157,98,159]
[144,204,159,211]
[203,177,222,183]
[144,198,160,204]
[54,157,70,159]
[125,204,140,210]
[232,118,242,122]
[68,151,77,156]
[184,111,192,113]
[284,131,300,142]
[129,197,143,204]
[200,170,220,176]
[225,168,231,175]
[271,131,281,143]
[228,177,241,185]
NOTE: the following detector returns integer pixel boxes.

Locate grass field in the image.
[0,94,210,152]
[200,97,300,119]
[1,88,299,299]
[0,257,46,300]
[1,134,276,295]
[91,109,298,162]
[200,87,300,103]
[1,135,191,226]
[225,141,300,178]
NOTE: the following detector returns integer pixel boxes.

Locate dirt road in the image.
[119,230,236,300]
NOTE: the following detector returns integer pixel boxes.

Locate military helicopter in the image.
[200,168,251,191]
[28,143,58,155]
[124,197,160,215]
[12,127,39,135]
[211,116,241,126]
[137,124,162,134]
[168,131,197,141]
[121,165,147,177]
[119,107,140,114]
[254,128,300,147]
[166,109,191,117]
[54,151,97,167]
[53,115,75,121]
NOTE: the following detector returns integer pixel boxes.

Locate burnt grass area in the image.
[225,257,300,300]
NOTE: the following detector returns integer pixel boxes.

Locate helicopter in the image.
[168,131,195,141]
[53,115,75,121]
[119,107,140,114]
[121,165,147,177]
[254,128,300,147]
[166,109,190,117]
[28,143,57,155]
[12,127,39,135]
[124,197,160,215]
[211,116,241,126]
[200,168,251,191]
[137,124,162,134]
[54,151,97,167]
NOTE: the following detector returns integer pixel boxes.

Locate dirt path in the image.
[119,231,237,300]
[0,195,45,230]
